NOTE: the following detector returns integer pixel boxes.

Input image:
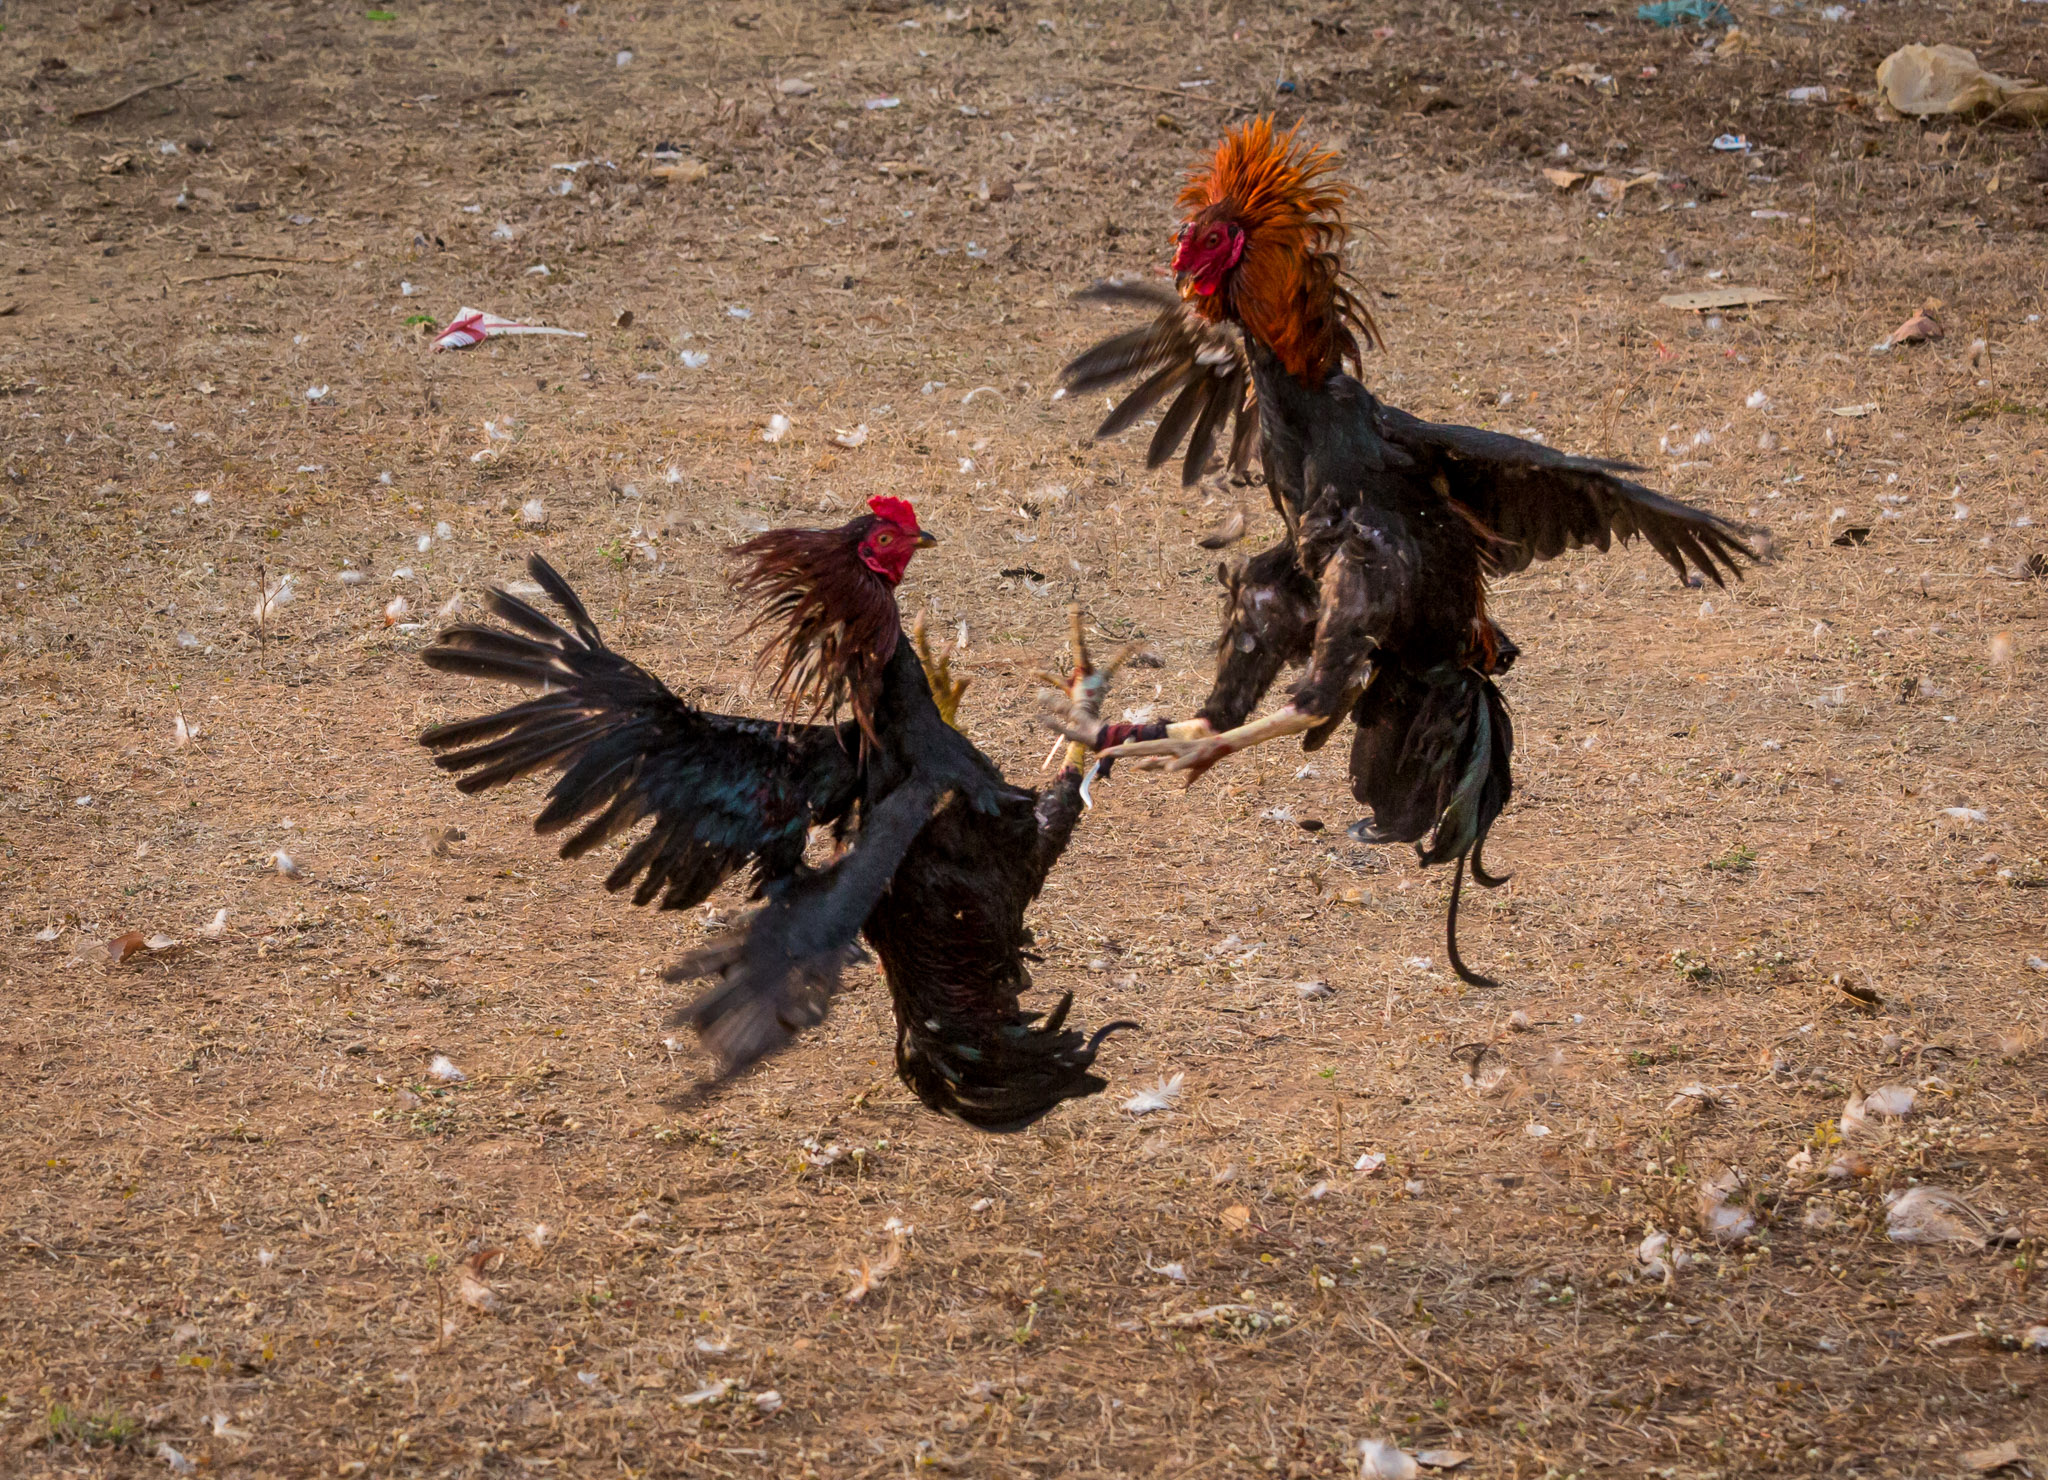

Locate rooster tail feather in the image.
[1347,664,1513,987]
[895,995,1136,1134]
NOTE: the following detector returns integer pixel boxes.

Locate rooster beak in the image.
[914,529,938,548]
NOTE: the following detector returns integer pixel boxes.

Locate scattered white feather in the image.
[199,908,229,940]
[831,424,869,448]
[1353,1152,1386,1175]
[437,592,463,618]
[35,924,63,943]
[1862,1084,1916,1119]
[1405,956,1434,972]
[272,850,303,878]
[157,1442,196,1475]
[1885,1185,1989,1247]
[257,1248,276,1269]
[304,385,330,402]
[428,1054,466,1082]
[1524,1121,1551,1138]
[517,499,547,528]
[252,572,296,625]
[1143,1257,1188,1282]
[1295,980,1333,999]
[383,596,411,626]
[1123,1073,1184,1115]
[762,413,792,443]
[969,1197,994,1213]
[754,1389,784,1413]
[1359,1438,1421,1479]
[190,490,212,506]
[843,1237,904,1303]
[1698,1168,1756,1241]
[528,1223,551,1250]
[173,712,194,746]
[1637,1230,1675,1283]
[1941,806,1987,823]
[679,350,710,369]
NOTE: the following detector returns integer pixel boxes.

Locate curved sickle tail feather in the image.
[1347,663,1513,989]
[896,994,1140,1134]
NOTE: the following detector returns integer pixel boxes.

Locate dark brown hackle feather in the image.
[732,514,903,746]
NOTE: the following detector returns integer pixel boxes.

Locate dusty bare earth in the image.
[3,1,2047,1476]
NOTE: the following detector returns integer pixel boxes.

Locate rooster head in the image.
[1172,116,1380,378]
[857,494,936,585]
[1172,214,1247,298]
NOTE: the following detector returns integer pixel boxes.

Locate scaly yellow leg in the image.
[1099,704,1323,783]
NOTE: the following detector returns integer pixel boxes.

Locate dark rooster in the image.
[1049,119,1761,986]
[419,496,1136,1131]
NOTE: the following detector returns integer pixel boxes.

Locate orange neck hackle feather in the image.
[1178,117,1380,384]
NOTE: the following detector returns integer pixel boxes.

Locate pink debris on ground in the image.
[432,307,589,351]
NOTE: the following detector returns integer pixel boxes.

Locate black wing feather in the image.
[420,556,862,913]
[1063,281,1254,487]
[1373,406,1760,587]
[664,777,943,1078]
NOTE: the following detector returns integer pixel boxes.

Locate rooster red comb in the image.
[867,495,921,532]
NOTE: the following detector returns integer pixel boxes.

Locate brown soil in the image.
[3,1,2046,1476]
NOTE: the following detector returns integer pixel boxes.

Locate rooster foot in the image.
[1034,604,1146,773]
[912,611,972,731]
[1100,705,1323,784]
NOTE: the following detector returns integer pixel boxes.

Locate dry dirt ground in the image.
[4,1,2047,1476]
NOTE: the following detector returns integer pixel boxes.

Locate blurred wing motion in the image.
[663,776,941,1078]
[1062,280,1258,485]
[420,556,862,911]
[1373,405,1755,587]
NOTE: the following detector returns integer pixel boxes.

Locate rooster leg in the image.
[1100,704,1324,783]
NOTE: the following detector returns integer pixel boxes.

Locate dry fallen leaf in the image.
[106,930,147,965]
[1962,1440,2022,1474]
[1219,1205,1252,1232]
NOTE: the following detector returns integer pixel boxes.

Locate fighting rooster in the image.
[1051,119,1759,986]
[419,496,1137,1131]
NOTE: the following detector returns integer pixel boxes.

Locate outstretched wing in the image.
[1062,280,1257,486]
[420,556,862,911]
[1372,402,1759,588]
[664,776,943,1079]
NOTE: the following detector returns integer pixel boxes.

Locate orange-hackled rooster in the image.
[1048,119,1760,986]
